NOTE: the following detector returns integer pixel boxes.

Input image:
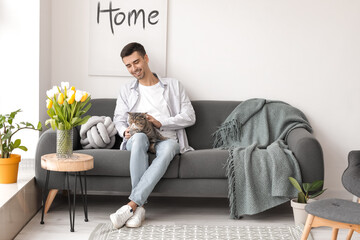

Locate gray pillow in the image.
[80,116,117,149]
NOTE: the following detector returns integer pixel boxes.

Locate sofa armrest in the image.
[286,128,324,183]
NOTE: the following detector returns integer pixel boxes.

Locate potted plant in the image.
[45,82,91,158]
[289,177,326,225]
[0,109,42,183]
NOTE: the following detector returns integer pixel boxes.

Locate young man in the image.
[111,42,196,228]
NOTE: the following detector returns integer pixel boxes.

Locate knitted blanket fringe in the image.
[213,119,242,148]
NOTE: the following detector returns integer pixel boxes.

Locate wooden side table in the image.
[40,153,94,232]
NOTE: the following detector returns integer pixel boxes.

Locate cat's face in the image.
[128,112,147,133]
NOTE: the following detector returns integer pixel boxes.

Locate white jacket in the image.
[113,75,196,153]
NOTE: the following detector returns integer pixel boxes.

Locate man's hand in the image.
[123,127,131,139]
[146,114,162,129]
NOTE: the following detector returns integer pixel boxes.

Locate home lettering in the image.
[97,1,160,34]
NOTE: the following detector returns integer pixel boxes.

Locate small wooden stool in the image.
[40,153,94,232]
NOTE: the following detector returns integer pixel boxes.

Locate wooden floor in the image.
[15,195,353,240]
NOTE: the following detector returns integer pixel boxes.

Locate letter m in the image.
[128,9,145,29]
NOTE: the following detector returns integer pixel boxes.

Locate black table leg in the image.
[84,171,89,221]
[72,172,77,231]
[66,172,75,232]
[78,171,89,222]
[40,170,50,224]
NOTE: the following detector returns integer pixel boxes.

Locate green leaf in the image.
[8,142,14,152]
[10,109,21,118]
[45,119,52,126]
[26,122,34,128]
[289,177,303,193]
[298,192,307,203]
[3,131,12,140]
[13,139,21,148]
[37,122,42,131]
[81,102,92,115]
[309,189,327,199]
[45,119,56,130]
[308,180,324,192]
[47,108,55,118]
[53,101,65,122]
[63,101,69,120]
[302,183,311,193]
[65,121,72,130]
[18,146,28,151]
[74,115,91,126]
[71,117,79,125]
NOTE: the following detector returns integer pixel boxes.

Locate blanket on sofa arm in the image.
[213,98,312,218]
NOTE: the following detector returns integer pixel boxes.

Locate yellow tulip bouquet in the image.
[45,82,92,130]
[45,82,92,158]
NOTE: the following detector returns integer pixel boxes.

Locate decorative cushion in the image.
[80,116,117,149]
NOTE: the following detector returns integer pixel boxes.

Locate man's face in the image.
[122,51,149,80]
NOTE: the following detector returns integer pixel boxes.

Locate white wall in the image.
[0,0,39,159]
[43,0,360,196]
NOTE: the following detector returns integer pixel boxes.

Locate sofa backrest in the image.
[186,101,240,149]
[85,99,240,150]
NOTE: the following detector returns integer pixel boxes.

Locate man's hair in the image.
[120,42,146,59]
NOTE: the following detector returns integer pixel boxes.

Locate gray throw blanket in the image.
[213,98,312,218]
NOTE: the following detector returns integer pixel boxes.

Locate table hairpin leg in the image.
[78,171,89,222]
[40,170,50,224]
[66,172,77,232]
[73,172,77,232]
[84,171,88,221]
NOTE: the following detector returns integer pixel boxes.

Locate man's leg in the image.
[110,133,149,229]
[126,133,150,189]
[129,139,180,206]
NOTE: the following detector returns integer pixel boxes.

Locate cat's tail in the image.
[156,131,168,141]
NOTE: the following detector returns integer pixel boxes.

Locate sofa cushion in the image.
[179,149,229,178]
[75,149,180,178]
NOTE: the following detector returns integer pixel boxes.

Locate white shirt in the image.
[133,82,178,140]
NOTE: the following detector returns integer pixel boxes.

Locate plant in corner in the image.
[45,82,91,158]
[0,109,42,183]
[288,177,326,225]
[289,177,326,203]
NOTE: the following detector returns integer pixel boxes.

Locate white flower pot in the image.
[290,198,315,226]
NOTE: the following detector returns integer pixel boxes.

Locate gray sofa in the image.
[35,99,324,199]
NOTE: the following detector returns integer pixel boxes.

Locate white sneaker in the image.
[125,206,146,228]
[110,205,134,229]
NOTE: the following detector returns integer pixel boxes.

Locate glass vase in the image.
[56,129,73,159]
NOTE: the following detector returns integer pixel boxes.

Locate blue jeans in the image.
[126,133,180,206]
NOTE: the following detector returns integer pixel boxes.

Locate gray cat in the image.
[127,112,167,154]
